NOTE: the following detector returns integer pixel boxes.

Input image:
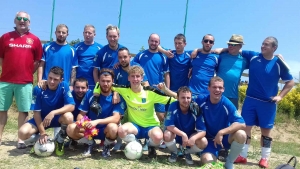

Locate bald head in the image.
[148,33,160,52]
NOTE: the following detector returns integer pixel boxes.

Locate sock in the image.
[261,147,271,159]
[148,138,160,147]
[121,134,136,143]
[164,139,177,153]
[104,137,114,146]
[185,144,202,154]
[116,136,122,144]
[240,144,249,158]
[225,141,244,169]
[53,127,61,138]
[24,133,39,144]
[56,124,68,143]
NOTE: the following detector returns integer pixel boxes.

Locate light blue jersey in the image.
[74,42,103,87]
[189,53,219,96]
[42,42,78,84]
[92,44,125,69]
[114,61,148,85]
[30,81,75,118]
[242,50,293,101]
[133,49,169,86]
[168,50,192,92]
[217,52,248,99]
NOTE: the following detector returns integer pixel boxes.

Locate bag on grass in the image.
[275,156,297,169]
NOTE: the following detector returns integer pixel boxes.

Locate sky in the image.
[1,0,300,82]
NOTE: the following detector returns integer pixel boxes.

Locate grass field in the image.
[1,109,300,169]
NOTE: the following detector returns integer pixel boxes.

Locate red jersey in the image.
[0,31,42,84]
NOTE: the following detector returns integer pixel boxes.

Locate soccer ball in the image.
[124,141,143,160]
[34,139,55,157]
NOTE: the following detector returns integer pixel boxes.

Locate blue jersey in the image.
[168,50,192,92]
[30,81,75,118]
[217,52,248,99]
[165,101,206,136]
[189,53,219,95]
[92,44,125,69]
[42,42,78,84]
[79,90,126,129]
[74,42,103,86]
[242,50,293,100]
[114,61,148,85]
[133,49,169,86]
[71,90,89,119]
[195,95,244,138]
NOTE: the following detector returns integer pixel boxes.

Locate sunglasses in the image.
[203,39,214,44]
[16,16,29,22]
[228,44,240,47]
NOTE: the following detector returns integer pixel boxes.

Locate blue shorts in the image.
[154,103,166,113]
[94,126,106,140]
[28,115,61,129]
[132,122,156,139]
[201,135,230,157]
[175,131,196,145]
[241,96,276,129]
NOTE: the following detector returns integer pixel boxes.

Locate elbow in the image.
[69,105,75,112]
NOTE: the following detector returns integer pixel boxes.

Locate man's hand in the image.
[271,95,282,104]
[190,48,199,59]
[164,50,174,58]
[181,133,189,148]
[113,62,120,69]
[85,120,98,129]
[156,82,166,92]
[211,48,224,54]
[187,137,196,147]
[43,112,55,127]
[38,134,48,144]
[112,92,120,104]
[37,80,47,90]
[213,131,224,148]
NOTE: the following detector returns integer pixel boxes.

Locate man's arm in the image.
[33,61,40,73]
[37,61,45,82]
[273,80,295,103]
[217,122,245,136]
[164,72,170,89]
[93,112,121,125]
[157,82,177,98]
[158,45,174,58]
[70,67,76,88]
[50,104,75,116]
[0,58,2,78]
[93,68,99,84]
[142,81,150,87]
[33,111,46,135]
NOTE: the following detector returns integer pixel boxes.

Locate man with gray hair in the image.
[0,11,43,148]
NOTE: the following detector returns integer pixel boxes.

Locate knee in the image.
[18,125,30,140]
[118,125,127,137]
[196,137,208,150]
[66,123,76,136]
[150,130,163,143]
[107,123,118,135]
[163,130,173,142]
[233,130,247,143]
[61,112,73,124]
[201,153,215,164]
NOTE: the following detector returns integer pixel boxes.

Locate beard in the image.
[100,86,110,94]
[202,46,212,53]
[120,62,129,68]
[149,45,158,51]
[57,37,66,44]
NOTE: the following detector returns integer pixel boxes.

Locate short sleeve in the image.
[195,114,206,132]
[0,35,4,58]
[79,90,93,112]
[71,47,78,68]
[30,86,42,111]
[241,50,260,62]
[164,102,177,127]
[62,82,75,105]
[112,97,126,115]
[34,37,43,61]
[92,49,104,69]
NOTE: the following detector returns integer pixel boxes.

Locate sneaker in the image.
[159,141,166,149]
[168,152,177,163]
[259,158,268,168]
[184,153,194,165]
[55,141,65,156]
[218,149,229,162]
[69,139,78,150]
[99,139,105,149]
[142,139,149,151]
[148,146,157,158]
[234,155,247,164]
[102,145,111,158]
[177,145,184,158]
[82,140,95,156]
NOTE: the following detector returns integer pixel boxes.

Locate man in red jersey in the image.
[0,11,43,149]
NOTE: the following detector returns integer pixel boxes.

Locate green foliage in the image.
[139,46,145,52]
[68,38,81,46]
[238,85,247,104]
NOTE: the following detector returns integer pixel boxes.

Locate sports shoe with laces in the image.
[234,155,247,164]
[55,141,65,156]
[69,139,78,150]
[82,140,95,157]
[102,145,111,158]
[184,153,194,165]
[259,158,268,168]
[168,152,177,163]
[148,146,157,158]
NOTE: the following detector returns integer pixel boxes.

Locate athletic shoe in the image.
[234,155,247,164]
[69,139,78,150]
[218,149,229,162]
[82,139,95,156]
[184,153,194,165]
[159,141,166,149]
[177,145,184,158]
[112,138,122,151]
[55,141,65,156]
[102,145,111,158]
[259,158,268,168]
[148,146,157,158]
[142,139,149,151]
[168,152,177,163]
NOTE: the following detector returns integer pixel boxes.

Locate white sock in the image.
[261,147,271,159]
[240,144,249,158]
[104,138,114,146]
[53,127,61,138]
[164,139,177,153]
[121,134,136,143]
[149,138,160,147]
[185,144,202,154]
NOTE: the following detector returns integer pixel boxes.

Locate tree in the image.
[68,38,81,46]
[139,46,145,52]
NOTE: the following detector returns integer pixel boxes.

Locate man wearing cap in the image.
[216,34,248,109]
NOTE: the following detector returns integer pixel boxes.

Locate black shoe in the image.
[69,139,78,150]
[82,140,95,157]
[102,145,111,158]
[218,149,229,162]
[148,146,157,158]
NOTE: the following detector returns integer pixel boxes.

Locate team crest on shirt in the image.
[79,47,84,50]
[142,98,146,103]
[26,38,34,45]
[94,54,98,61]
[166,111,172,120]
[144,55,148,57]
[67,91,73,98]
[120,102,125,110]
[257,59,261,62]
[108,54,112,58]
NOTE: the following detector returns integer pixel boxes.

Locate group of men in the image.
[0,11,295,169]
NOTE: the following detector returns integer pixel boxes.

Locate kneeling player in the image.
[164,86,207,165]
[66,68,125,157]
[18,66,75,156]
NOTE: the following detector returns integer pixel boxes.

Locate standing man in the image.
[189,34,219,97]
[133,33,170,120]
[74,25,103,90]
[216,34,248,109]
[235,37,294,168]
[0,11,43,148]
[67,68,125,157]
[18,66,75,156]
[38,24,78,87]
